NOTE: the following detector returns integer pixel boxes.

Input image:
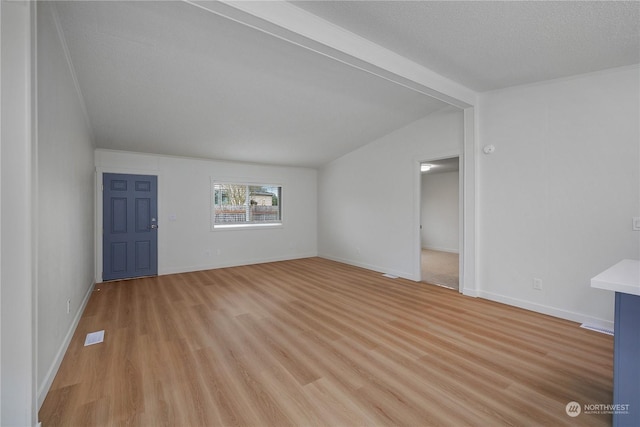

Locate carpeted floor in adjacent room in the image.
[421,249,459,289]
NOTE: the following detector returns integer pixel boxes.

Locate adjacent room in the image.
[420,157,460,290]
[2,1,639,426]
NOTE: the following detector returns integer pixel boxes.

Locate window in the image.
[212,182,282,229]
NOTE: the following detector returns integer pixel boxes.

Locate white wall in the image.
[36,2,96,409]
[421,171,459,253]
[1,2,37,425]
[318,107,464,279]
[95,150,317,279]
[477,65,640,329]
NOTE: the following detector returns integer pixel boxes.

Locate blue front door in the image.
[103,173,158,281]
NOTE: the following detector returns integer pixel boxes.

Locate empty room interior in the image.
[2,1,639,426]
[420,156,461,290]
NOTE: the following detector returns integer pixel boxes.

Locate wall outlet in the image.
[66,299,71,314]
[532,278,543,291]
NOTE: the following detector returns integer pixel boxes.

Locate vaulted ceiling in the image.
[52,1,640,168]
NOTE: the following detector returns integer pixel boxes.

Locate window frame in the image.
[211,179,283,231]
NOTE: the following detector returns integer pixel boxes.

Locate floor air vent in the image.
[84,330,105,346]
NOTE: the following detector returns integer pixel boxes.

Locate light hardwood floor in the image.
[40,257,613,426]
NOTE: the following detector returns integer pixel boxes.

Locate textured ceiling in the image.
[292,1,640,91]
[52,1,639,168]
[54,1,448,168]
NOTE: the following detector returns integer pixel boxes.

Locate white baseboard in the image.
[422,246,459,254]
[318,254,418,282]
[462,287,479,297]
[160,252,318,276]
[478,290,614,331]
[38,281,95,410]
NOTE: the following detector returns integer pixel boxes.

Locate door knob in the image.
[150,224,158,229]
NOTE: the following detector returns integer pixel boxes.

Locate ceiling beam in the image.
[187,0,476,108]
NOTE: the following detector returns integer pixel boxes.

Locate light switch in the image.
[633,217,640,231]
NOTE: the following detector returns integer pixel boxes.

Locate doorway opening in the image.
[419,157,461,290]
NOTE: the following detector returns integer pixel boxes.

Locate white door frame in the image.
[413,107,477,295]
[95,167,161,284]
[416,152,462,292]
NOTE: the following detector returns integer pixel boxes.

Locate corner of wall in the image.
[37,281,95,410]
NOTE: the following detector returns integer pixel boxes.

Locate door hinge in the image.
[101,184,104,191]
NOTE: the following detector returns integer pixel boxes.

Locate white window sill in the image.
[212,223,283,231]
